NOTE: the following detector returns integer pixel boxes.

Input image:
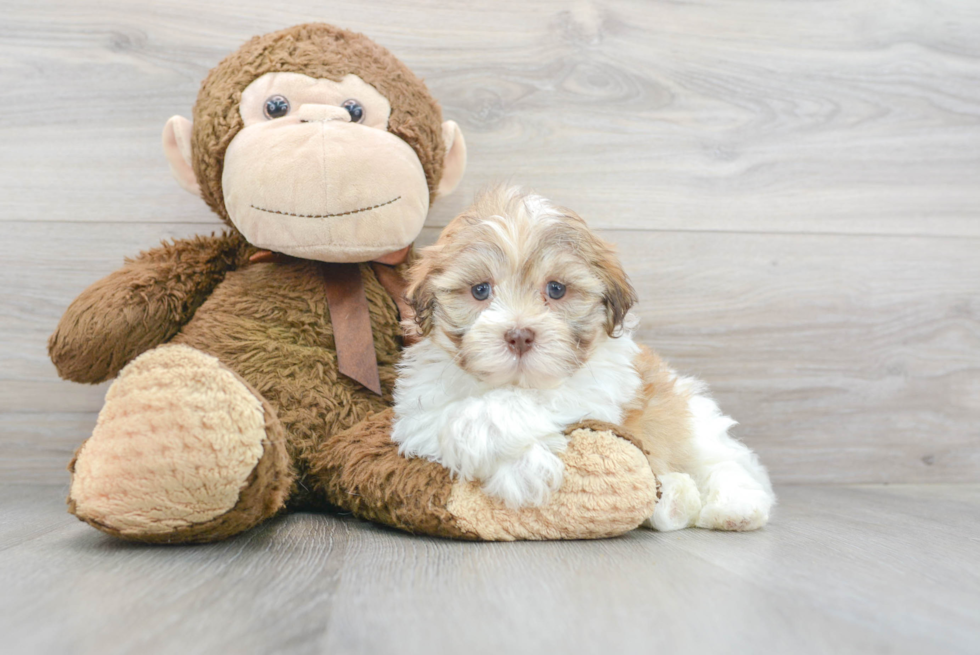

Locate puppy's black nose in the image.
[505,328,535,356]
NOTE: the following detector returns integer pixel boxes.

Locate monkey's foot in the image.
[310,412,659,541]
[68,344,293,543]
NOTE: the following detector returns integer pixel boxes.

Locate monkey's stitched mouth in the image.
[250,196,401,219]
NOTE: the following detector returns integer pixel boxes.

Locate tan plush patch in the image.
[69,344,267,535]
[221,72,431,263]
[446,427,659,541]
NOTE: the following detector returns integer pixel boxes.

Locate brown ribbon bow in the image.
[249,247,411,396]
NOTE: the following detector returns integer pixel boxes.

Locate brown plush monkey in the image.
[48,23,658,543]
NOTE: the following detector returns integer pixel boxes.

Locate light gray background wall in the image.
[2,0,978,485]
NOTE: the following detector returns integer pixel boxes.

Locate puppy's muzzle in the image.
[505,328,535,356]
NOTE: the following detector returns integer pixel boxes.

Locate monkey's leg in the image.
[306,411,660,541]
[68,344,294,543]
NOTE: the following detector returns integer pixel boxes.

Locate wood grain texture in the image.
[3,222,977,484]
[2,0,979,235]
[1,484,978,655]
[1,0,979,485]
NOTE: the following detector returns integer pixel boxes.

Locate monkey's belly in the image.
[171,260,402,479]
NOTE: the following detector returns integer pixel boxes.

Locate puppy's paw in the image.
[482,444,565,508]
[644,472,702,531]
[696,487,772,531]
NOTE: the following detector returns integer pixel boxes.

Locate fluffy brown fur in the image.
[192,23,447,224]
[171,258,401,504]
[49,231,250,384]
[307,409,478,539]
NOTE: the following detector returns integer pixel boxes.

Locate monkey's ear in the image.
[437,120,467,197]
[162,116,201,197]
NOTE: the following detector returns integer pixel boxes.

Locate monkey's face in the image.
[164,53,466,263]
[217,72,428,262]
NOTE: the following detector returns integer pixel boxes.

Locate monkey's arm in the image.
[49,231,250,384]
[309,410,660,540]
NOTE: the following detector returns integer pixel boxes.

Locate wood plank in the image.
[0,484,977,654]
[1,0,978,235]
[3,222,978,485]
[620,229,980,484]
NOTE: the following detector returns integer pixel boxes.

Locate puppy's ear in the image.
[601,259,637,336]
[585,232,637,336]
[405,257,437,337]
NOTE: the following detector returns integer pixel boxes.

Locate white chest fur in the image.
[391,334,643,465]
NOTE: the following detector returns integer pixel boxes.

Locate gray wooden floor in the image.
[0,484,977,655]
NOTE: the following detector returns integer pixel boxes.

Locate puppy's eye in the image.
[342,99,364,123]
[471,283,491,301]
[546,281,566,300]
[263,95,290,119]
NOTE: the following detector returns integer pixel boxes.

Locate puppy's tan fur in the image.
[396,187,774,529]
[620,347,698,477]
[405,187,695,477]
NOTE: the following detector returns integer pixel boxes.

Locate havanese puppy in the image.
[392,187,775,531]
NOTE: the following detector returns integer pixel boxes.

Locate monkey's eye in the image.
[263,95,290,119]
[471,283,491,301]
[342,99,365,123]
[546,281,566,300]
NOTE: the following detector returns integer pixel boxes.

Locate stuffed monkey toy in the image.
[48,23,659,543]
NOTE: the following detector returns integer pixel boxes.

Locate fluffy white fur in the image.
[675,376,776,531]
[392,187,775,529]
[642,376,775,531]
[393,330,641,507]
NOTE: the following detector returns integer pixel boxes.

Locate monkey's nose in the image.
[505,328,535,356]
[296,103,351,123]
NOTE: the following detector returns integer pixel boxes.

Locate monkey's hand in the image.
[49,231,250,384]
